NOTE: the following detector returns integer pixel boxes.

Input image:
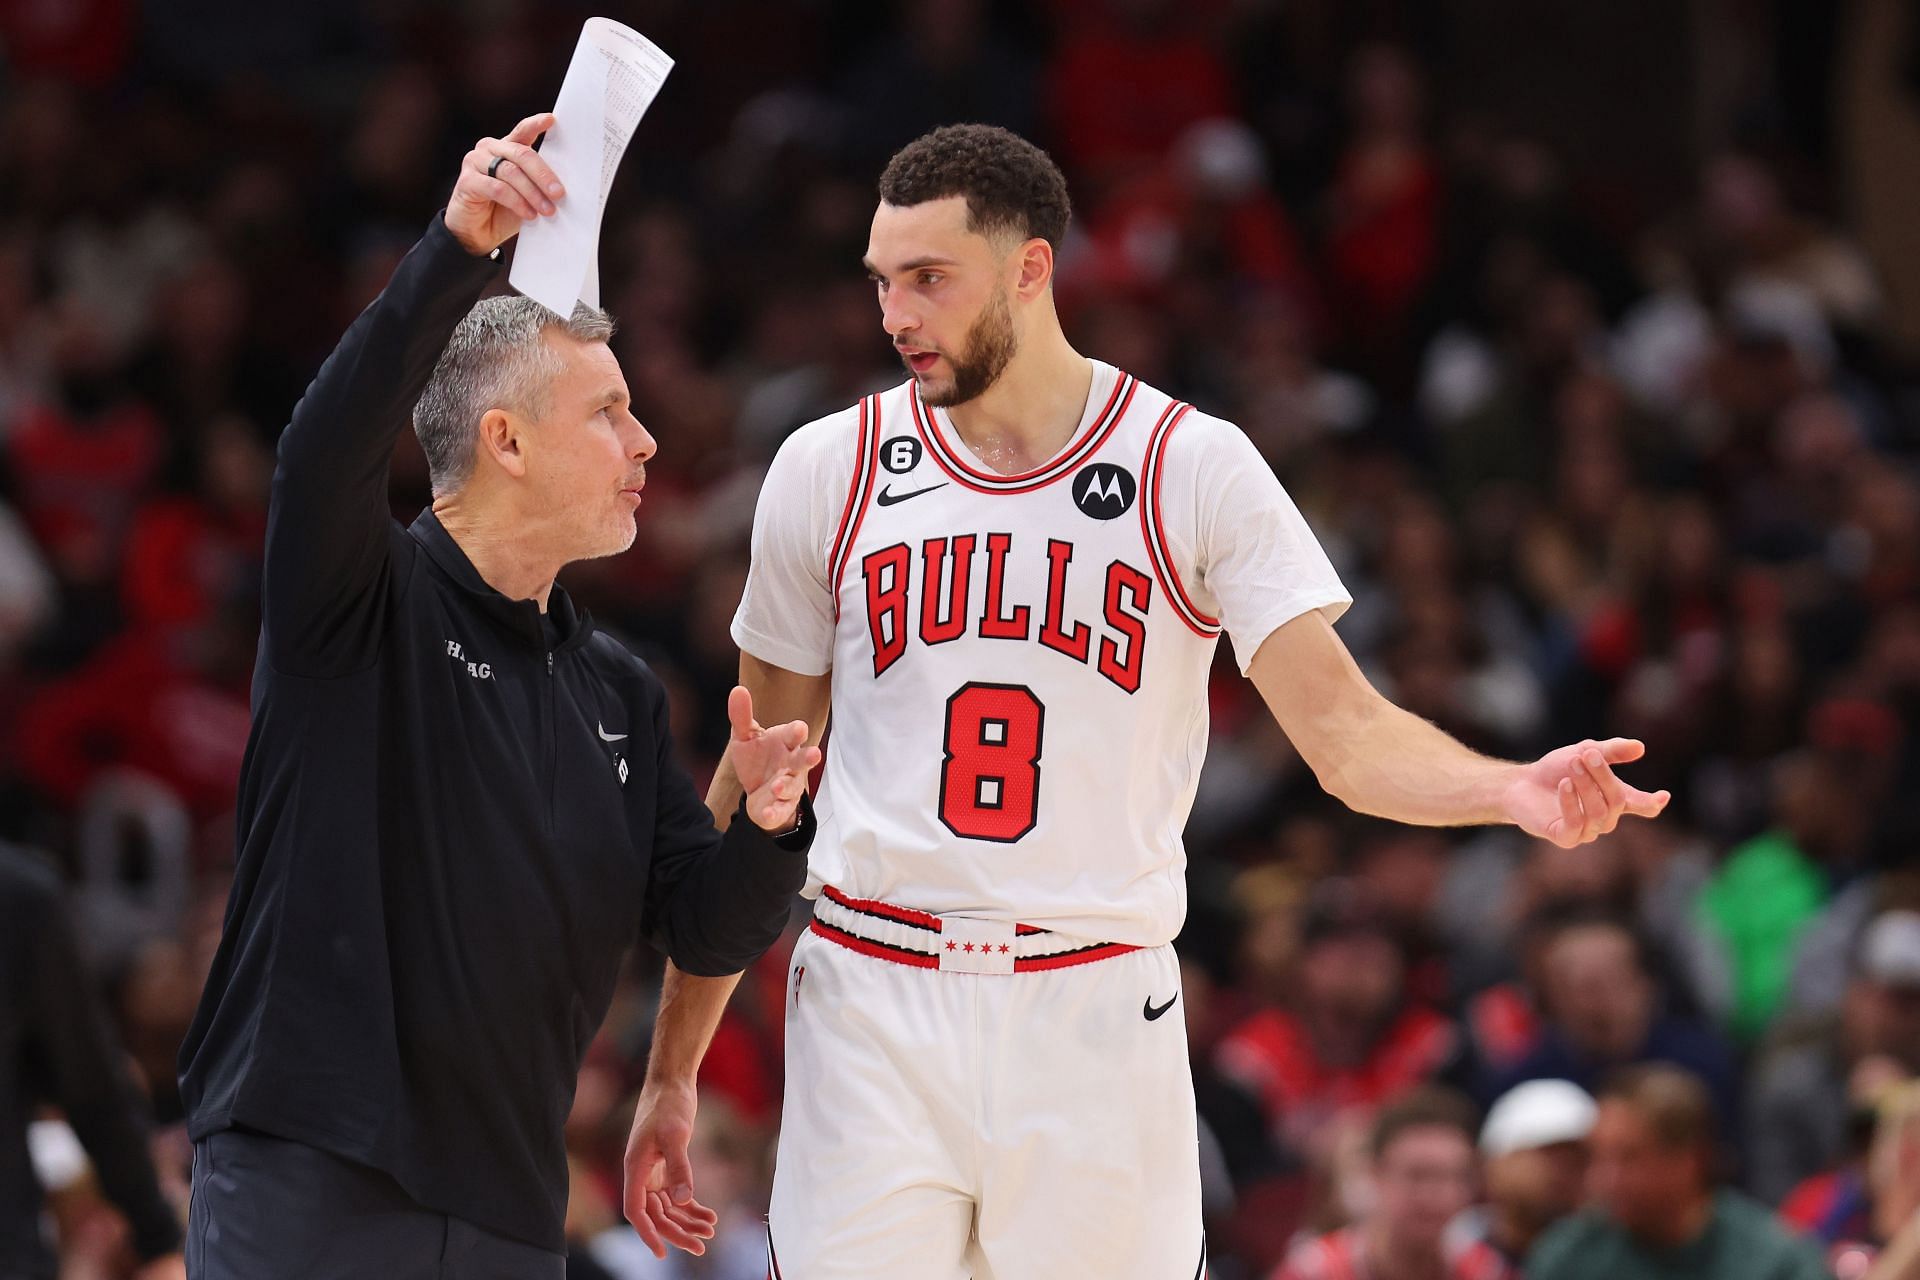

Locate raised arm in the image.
[1250,609,1668,845]
[264,112,565,674]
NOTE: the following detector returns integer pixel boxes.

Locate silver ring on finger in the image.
[487,155,507,179]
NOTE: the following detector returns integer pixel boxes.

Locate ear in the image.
[477,407,528,479]
[1012,236,1054,300]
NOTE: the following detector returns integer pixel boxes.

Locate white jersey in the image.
[733,361,1349,946]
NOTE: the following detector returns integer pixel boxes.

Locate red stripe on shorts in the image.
[820,884,942,932]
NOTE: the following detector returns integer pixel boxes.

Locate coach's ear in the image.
[477,407,529,478]
[1013,237,1054,300]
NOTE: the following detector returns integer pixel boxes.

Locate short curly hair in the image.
[878,124,1072,249]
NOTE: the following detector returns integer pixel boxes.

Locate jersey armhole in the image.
[1138,401,1223,639]
[826,394,882,620]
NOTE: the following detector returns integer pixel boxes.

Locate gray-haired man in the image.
[178,113,819,1279]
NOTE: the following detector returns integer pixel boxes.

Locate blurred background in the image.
[6,0,1920,1276]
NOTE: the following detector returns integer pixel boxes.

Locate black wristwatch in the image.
[750,790,814,847]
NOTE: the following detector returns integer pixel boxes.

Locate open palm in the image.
[724,686,820,831]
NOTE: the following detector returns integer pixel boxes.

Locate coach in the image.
[177,114,819,1279]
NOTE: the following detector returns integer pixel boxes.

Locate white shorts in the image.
[767,889,1207,1279]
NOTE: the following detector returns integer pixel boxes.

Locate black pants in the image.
[187,1129,564,1279]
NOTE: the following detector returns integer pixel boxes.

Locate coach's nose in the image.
[619,409,656,463]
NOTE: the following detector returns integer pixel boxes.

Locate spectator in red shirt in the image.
[1217,881,1460,1162]
[1044,0,1238,186]
[1072,119,1320,322]
[1273,1087,1515,1280]
[1324,45,1441,371]
[121,414,268,631]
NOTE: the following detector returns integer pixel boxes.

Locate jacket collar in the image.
[408,508,594,654]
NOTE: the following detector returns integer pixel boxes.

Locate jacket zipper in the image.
[544,649,557,834]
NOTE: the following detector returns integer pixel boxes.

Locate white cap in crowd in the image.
[1480,1079,1599,1158]
[1860,910,1920,989]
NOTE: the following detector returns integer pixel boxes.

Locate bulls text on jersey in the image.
[860,533,1152,693]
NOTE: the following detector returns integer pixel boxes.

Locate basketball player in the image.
[626,124,1669,1279]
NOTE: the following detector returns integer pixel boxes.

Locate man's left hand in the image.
[724,685,820,832]
[1503,738,1670,847]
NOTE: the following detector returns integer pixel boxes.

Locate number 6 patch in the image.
[881,436,922,474]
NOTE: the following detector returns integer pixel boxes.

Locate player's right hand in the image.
[445,112,566,257]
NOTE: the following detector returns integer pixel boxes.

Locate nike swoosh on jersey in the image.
[875,482,949,507]
[1143,993,1179,1021]
[597,722,628,742]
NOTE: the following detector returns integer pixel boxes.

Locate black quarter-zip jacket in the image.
[177,213,809,1253]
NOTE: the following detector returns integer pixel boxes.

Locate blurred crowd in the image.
[6,0,1920,1276]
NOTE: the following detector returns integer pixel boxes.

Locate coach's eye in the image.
[919,272,942,286]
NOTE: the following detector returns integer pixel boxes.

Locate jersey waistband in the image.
[809,885,1141,975]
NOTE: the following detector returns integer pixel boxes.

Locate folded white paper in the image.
[509,18,673,317]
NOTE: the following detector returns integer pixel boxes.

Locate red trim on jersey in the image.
[808,919,941,968]
[1139,401,1223,639]
[1011,941,1142,972]
[825,396,869,603]
[911,374,1137,494]
[828,396,882,619]
[821,883,942,932]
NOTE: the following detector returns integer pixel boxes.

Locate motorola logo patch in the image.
[1072,463,1136,520]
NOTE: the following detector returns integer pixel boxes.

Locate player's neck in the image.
[943,328,1091,476]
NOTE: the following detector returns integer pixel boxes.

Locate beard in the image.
[919,288,1017,407]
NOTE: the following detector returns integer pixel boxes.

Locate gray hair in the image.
[412,295,616,495]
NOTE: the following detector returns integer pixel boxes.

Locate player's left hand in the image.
[622,1080,720,1258]
[724,685,821,833]
[1502,738,1670,847]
